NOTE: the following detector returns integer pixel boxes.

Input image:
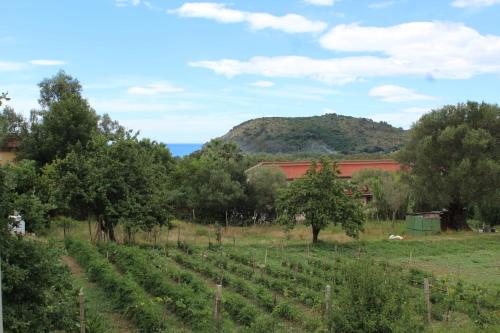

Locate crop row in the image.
[106,243,289,333]
[247,246,500,328]
[202,249,325,308]
[65,239,171,333]
[168,247,320,332]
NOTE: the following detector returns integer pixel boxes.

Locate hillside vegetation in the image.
[221,114,408,155]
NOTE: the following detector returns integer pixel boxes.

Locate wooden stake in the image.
[424,278,431,324]
[79,288,85,333]
[225,211,228,232]
[214,285,222,332]
[325,284,332,319]
[264,249,268,267]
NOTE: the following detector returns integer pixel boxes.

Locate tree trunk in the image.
[443,201,471,231]
[312,225,321,243]
[106,221,116,242]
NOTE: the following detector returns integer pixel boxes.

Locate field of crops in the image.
[63,234,499,333]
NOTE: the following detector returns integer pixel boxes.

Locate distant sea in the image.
[166,143,203,157]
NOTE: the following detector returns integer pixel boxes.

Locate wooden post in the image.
[79,288,85,333]
[424,278,431,324]
[225,211,229,232]
[177,226,181,245]
[357,246,361,259]
[0,253,4,333]
[324,284,332,332]
[264,249,268,267]
[214,285,222,332]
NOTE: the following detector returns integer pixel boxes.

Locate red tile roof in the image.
[246,159,401,180]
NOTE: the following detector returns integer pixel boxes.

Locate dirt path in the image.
[62,255,137,333]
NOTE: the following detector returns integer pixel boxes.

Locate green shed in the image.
[406,212,442,236]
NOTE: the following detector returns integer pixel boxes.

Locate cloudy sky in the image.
[2,0,500,143]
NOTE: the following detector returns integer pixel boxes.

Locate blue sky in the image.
[2,0,500,143]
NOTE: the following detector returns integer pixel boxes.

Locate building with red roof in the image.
[246,159,402,204]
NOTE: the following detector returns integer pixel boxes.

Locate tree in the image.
[399,102,500,230]
[38,70,82,108]
[169,140,248,224]
[352,170,410,222]
[22,72,99,165]
[277,159,364,243]
[246,166,287,223]
[0,106,27,148]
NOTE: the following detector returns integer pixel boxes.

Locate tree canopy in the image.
[399,101,500,229]
[22,71,99,165]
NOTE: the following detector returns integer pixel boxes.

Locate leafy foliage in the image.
[246,166,287,223]
[352,169,410,220]
[399,101,500,229]
[327,259,424,333]
[65,239,168,332]
[277,159,365,242]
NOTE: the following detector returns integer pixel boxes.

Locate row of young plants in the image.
[109,243,287,333]
[167,246,320,332]
[222,247,330,296]
[203,248,324,308]
[254,246,500,329]
[283,247,500,328]
[97,242,225,332]
[64,239,171,333]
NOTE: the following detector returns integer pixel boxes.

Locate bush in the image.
[327,259,424,333]
[2,238,78,332]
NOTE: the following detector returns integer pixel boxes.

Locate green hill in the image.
[221,113,408,155]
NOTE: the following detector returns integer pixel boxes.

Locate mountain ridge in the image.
[221,113,408,155]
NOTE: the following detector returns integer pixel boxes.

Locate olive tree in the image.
[399,102,500,230]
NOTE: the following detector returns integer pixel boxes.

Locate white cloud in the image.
[319,22,500,80]
[304,0,336,6]
[451,0,500,7]
[127,82,184,95]
[191,21,500,84]
[172,3,327,33]
[0,61,26,71]
[29,59,66,66]
[115,0,141,7]
[369,85,434,102]
[250,81,275,87]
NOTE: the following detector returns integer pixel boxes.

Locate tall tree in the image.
[38,70,82,108]
[22,72,98,165]
[399,102,500,230]
[277,159,365,243]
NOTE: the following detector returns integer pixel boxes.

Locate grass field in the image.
[47,220,500,332]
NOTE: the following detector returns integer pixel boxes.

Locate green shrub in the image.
[327,259,424,333]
